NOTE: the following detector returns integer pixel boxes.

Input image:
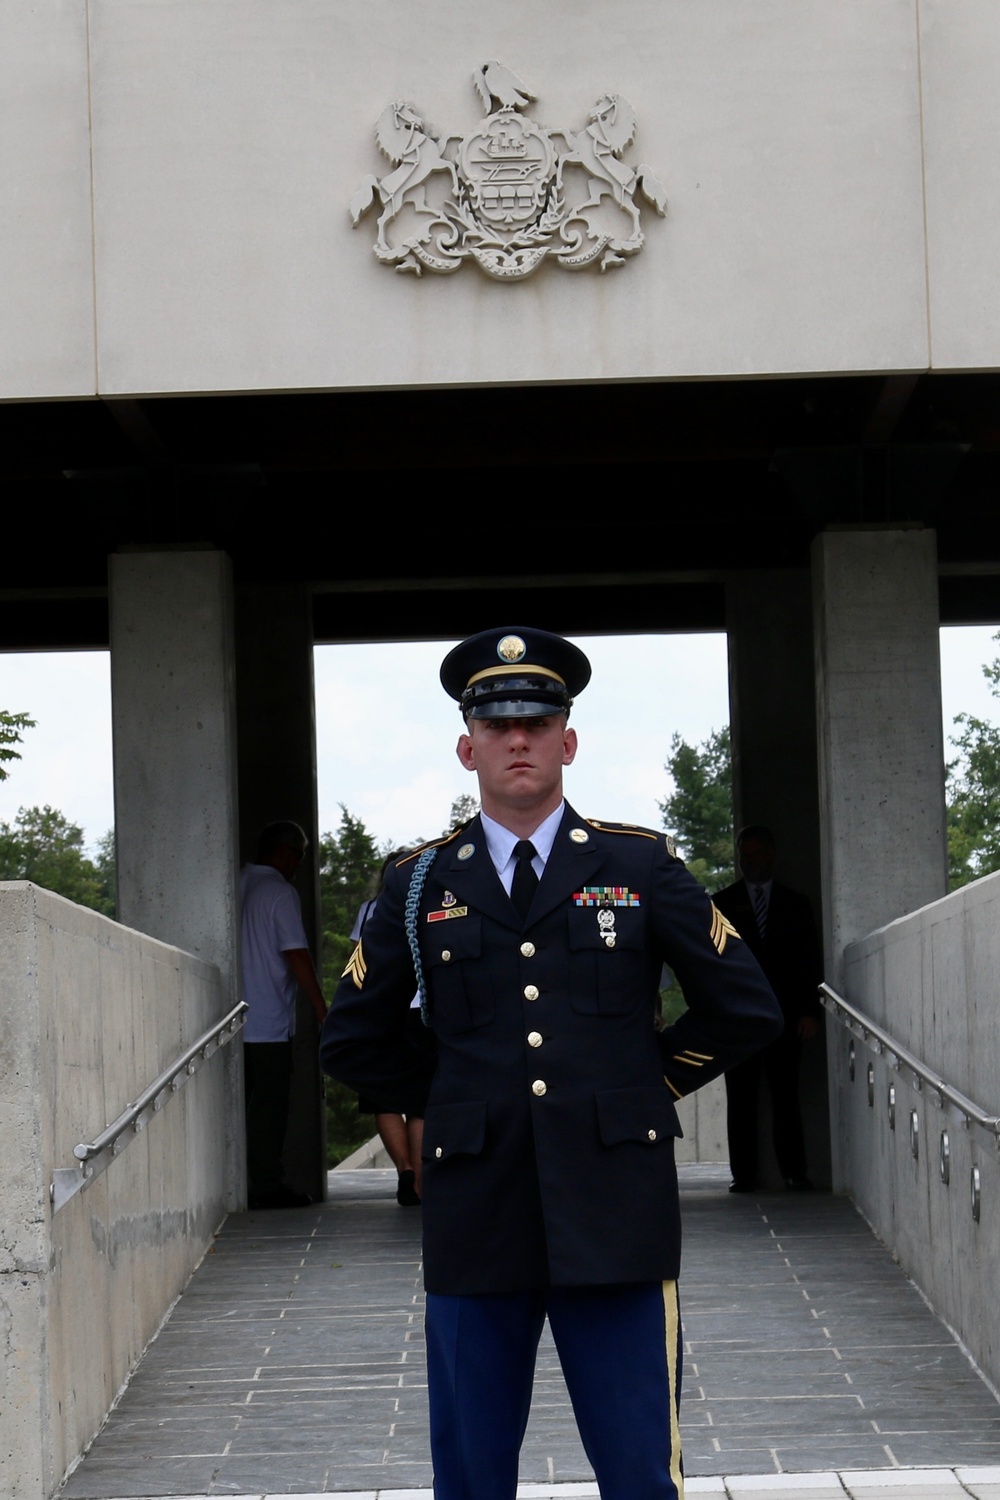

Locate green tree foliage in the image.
[446,793,479,831]
[0,709,35,781]
[657,726,735,1027]
[947,637,1000,888]
[0,805,115,916]
[658,726,734,893]
[318,806,388,1166]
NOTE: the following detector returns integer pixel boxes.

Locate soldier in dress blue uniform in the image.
[320,627,781,1500]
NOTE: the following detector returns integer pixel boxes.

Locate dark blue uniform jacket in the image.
[321,806,782,1295]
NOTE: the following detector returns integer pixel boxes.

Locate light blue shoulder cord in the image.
[404,846,438,1025]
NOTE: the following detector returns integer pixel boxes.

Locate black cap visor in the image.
[461,674,571,720]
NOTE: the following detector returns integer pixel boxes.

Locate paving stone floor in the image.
[57,1167,1000,1498]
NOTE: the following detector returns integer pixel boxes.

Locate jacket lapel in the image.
[527,804,603,928]
[437,816,520,932]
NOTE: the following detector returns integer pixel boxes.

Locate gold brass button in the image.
[532,1079,547,1097]
[520,941,536,958]
[647,1129,657,1142]
[435,1147,443,1158]
[527,1031,543,1048]
[523,984,539,1002]
[441,950,451,962]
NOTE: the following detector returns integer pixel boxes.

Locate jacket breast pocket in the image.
[424,916,495,1032]
[568,906,648,1015]
[595,1085,683,1146]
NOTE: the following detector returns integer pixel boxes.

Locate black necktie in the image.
[511,840,539,921]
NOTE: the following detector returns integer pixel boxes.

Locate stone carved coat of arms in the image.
[350,62,667,280]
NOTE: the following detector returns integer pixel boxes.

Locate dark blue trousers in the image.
[425,1281,683,1500]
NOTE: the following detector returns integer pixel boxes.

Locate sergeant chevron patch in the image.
[343,941,367,990]
[709,903,741,955]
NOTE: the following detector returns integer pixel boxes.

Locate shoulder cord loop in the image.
[405,846,438,1025]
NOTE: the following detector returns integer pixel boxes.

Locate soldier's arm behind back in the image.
[319,860,432,1117]
[651,841,782,1099]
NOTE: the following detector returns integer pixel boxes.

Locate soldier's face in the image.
[457,715,577,822]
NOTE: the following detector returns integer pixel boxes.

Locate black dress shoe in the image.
[785,1176,815,1191]
[729,1181,757,1194]
[396,1170,421,1207]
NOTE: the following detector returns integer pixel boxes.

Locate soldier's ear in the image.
[562,726,578,766]
[457,734,476,772]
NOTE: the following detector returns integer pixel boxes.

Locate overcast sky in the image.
[1,625,998,854]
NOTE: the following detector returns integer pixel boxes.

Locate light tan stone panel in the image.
[90,0,929,395]
[921,0,1000,370]
[0,1,96,399]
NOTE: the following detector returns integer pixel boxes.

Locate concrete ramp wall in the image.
[837,872,1000,1392]
[0,882,234,1499]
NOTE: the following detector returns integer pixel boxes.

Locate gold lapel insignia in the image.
[343,941,367,990]
[569,828,589,843]
[458,843,475,861]
[709,903,741,955]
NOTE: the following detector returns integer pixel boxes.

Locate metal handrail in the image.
[51,1001,246,1213]
[820,981,1000,1152]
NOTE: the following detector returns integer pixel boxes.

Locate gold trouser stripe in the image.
[662,1279,684,1499]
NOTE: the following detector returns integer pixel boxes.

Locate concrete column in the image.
[109,548,244,1208]
[813,527,947,984]
[726,569,829,1187]
[235,583,326,1203]
[727,569,822,905]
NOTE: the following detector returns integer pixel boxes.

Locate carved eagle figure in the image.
[474,61,536,113]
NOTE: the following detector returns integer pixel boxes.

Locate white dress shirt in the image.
[479,802,565,895]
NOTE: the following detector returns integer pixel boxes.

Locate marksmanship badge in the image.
[350,61,667,280]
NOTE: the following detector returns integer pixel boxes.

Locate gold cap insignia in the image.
[569,828,589,843]
[497,634,527,664]
[457,843,476,861]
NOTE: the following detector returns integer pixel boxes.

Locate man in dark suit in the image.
[321,628,781,1500]
[714,825,823,1192]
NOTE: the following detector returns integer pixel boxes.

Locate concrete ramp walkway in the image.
[57,1168,1000,1498]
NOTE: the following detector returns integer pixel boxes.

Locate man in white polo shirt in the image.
[241,820,327,1209]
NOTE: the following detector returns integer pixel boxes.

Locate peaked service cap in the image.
[440,627,592,720]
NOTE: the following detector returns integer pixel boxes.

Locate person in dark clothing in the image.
[714,824,823,1192]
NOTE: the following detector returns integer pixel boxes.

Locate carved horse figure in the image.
[350,102,460,256]
[557,94,667,247]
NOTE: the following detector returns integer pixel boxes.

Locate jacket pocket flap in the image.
[596,1085,683,1145]
[425,915,482,966]
[422,1100,487,1161]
